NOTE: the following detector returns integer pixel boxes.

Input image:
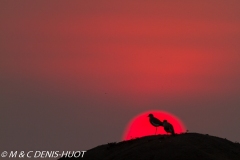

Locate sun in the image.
[122,110,186,140]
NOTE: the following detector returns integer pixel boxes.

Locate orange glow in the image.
[123,110,186,140]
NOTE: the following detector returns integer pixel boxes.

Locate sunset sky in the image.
[1,0,240,152]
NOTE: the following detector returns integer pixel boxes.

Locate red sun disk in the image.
[123,110,186,140]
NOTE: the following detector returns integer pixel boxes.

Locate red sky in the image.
[1,0,240,151]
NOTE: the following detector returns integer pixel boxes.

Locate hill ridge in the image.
[60,133,240,160]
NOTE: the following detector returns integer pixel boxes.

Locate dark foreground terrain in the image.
[59,133,240,160]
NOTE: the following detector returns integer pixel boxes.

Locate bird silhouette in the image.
[163,120,175,135]
[148,114,163,135]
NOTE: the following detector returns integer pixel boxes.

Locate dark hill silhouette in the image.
[59,133,240,160]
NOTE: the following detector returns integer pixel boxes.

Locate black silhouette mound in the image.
[59,133,240,160]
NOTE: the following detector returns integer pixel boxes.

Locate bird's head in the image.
[163,120,167,123]
[148,114,153,117]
